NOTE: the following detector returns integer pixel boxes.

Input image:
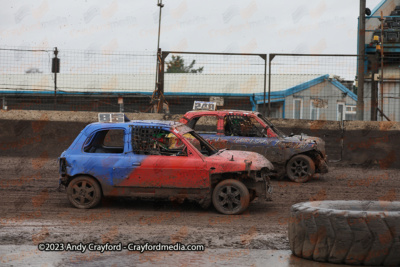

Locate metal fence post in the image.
[268,54,274,117]
[356,0,366,121]
[379,11,384,121]
[263,54,266,117]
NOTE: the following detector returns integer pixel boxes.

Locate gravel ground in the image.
[1,158,398,262]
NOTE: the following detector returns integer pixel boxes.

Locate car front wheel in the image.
[286,155,315,183]
[67,176,102,209]
[212,179,250,215]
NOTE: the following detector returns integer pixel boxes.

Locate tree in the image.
[166,55,204,73]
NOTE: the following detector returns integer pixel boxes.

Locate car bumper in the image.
[317,156,329,174]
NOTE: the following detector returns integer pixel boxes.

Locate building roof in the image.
[254,74,357,104]
[163,73,323,96]
[0,73,324,96]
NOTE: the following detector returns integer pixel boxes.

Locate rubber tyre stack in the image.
[288,201,400,265]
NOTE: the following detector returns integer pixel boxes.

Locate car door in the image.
[79,127,134,187]
[223,114,283,162]
[115,126,209,189]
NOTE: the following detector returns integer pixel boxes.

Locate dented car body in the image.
[59,119,273,215]
[180,110,328,183]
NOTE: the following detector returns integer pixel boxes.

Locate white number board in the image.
[98,113,125,123]
[193,101,216,111]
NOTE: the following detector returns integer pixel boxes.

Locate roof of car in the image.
[129,120,182,127]
[184,110,260,117]
[93,120,181,126]
[84,120,183,133]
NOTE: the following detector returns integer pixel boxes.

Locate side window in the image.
[84,129,125,154]
[131,126,188,156]
[104,130,125,147]
[249,117,265,136]
[224,115,264,137]
[192,116,218,134]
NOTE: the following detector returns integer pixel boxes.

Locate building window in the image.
[337,103,345,121]
[345,105,357,120]
[310,100,320,120]
[293,99,303,119]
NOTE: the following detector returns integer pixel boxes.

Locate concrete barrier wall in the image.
[270,119,400,169]
[1,110,399,169]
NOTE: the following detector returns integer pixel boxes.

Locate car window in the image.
[84,129,125,154]
[257,114,283,138]
[192,116,218,134]
[104,129,125,147]
[131,126,187,156]
[249,117,265,136]
[224,115,264,137]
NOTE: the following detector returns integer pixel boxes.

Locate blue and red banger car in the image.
[58,114,273,215]
[180,109,328,183]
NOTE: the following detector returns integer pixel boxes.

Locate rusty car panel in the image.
[180,110,328,182]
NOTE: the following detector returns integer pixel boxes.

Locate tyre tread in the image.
[289,201,400,266]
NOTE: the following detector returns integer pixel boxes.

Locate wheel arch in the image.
[210,170,267,186]
[209,170,268,197]
[66,174,104,196]
[285,150,320,169]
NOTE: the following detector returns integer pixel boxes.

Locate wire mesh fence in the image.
[4,47,398,121]
[0,46,157,112]
[57,49,156,93]
[0,47,268,114]
[0,47,54,92]
[265,54,359,121]
[162,51,266,114]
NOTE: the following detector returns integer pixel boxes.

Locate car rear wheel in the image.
[212,179,250,215]
[67,176,102,209]
[286,155,315,183]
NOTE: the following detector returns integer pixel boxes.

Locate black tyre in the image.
[67,176,102,209]
[286,154,315,183]
[212,179,250,215]
[289,201,400,266]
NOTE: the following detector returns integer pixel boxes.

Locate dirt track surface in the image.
[1,156,399,265]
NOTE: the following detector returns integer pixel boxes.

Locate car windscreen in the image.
[257,114,286,138]
[182,130,218,156]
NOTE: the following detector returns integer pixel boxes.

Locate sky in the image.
[0,0,384,55]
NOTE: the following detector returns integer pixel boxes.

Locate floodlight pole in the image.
[157,0,163,53]
[154,0,164,113]
[357,0,366,121]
